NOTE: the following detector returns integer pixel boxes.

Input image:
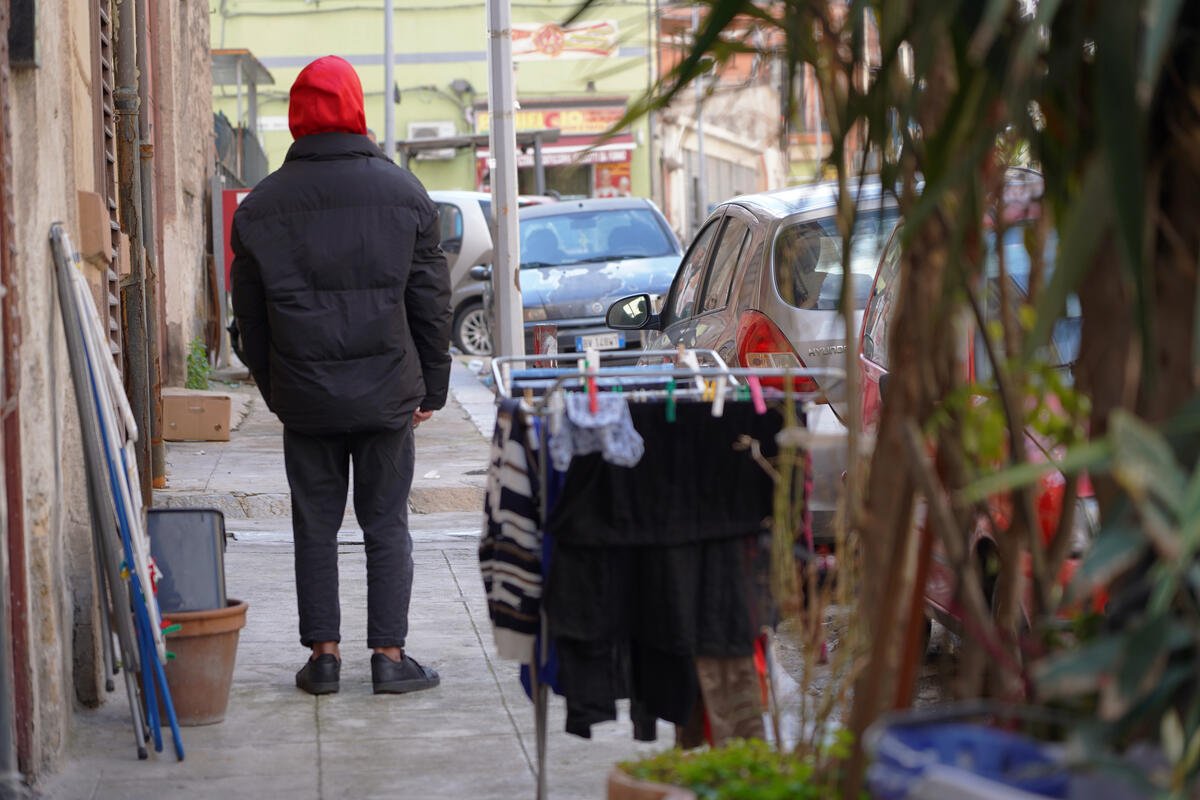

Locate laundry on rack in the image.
[544,401,784,740]
[480,399,543,661]
[548,391,644,472]
[480,384,813,748]
[547,402,780,547]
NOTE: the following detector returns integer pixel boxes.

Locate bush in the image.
[620,739,841,800]
[185,337,210,390]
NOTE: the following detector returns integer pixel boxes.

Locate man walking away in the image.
[230,55,450,696]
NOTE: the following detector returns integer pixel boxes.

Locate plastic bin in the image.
[867,719,1070,799]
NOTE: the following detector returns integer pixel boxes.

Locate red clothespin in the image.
[586,348,599,414]
[747,376,767,415]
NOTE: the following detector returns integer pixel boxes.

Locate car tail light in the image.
[735,310,818,393]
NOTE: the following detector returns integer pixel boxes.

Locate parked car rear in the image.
[858,174,1097,630]
[605,179,899,540]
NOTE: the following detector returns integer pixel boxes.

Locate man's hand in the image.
[413,409,434,429]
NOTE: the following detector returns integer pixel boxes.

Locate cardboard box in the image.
[162,390,232,442]
[76,190,109,263]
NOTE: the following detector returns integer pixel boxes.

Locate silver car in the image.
[607,179,898,540]
[428,190,497,355]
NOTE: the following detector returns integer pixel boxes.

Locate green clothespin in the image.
[166,651,177,661]
[162,623,182,636]
[665,378,677,423]
[737,383,751,402]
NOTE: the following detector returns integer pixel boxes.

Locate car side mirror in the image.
[606,294,654,330]
[469,264,492,282]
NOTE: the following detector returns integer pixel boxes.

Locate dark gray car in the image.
[460,197,683,355]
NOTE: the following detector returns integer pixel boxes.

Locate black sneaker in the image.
[371,653,440,695]
[295,653,340,695]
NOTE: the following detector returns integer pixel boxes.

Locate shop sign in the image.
[512,20,619,61]
[479,149,630,169]
[594,161,633,198]
[475,106,626,136]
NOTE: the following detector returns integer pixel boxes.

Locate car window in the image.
[518,208,675,267]
[666,220,721,324]
[773,207,898,311]
[975,227,1078,381]
[700,217,751,314]
[437,203,463,245]
[862,230,901,370]
[477,199,493,225]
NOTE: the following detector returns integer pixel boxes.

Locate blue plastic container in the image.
[867,722,1070,799]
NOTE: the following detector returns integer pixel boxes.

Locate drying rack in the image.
[488,350,845,799]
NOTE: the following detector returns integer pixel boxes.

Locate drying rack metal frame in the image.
[487,350,846,799]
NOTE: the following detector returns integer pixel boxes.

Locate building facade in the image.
[212,0,658,201]
[1,0,212,785]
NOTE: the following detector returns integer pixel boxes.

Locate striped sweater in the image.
[480,399,542,662]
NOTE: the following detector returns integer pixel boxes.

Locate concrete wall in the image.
[8,0,100,778]
[156,0,215,386]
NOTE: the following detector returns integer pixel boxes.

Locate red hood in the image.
[288,56,367,139]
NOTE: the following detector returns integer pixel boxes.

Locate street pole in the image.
[487,0,525,357]
[692,6,706,234]
[384,0,396,161]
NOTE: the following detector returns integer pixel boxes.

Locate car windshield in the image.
[518,208,674,268]
[772,207,898,311]
[975,226,1080,380]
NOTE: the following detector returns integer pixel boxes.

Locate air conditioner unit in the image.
[408,121,457,160]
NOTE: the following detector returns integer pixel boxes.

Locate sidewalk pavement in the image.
[38,359,668,800]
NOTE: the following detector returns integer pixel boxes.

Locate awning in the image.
[476,134,635,168]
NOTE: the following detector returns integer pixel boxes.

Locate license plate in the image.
[576,332,624,351]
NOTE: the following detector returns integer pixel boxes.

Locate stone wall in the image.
[5,0,211,780]
[156,0,214,387]
[8,0,97,777]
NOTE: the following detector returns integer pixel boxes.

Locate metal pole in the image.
[533,135,545,196]
[691,6,706,233]
[384,0,396,161]
[115,0,153,504]
[646,0,659,207]
[135,0,165,492]
[487,0,525,357]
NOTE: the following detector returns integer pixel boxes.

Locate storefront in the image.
[474,102,636,199]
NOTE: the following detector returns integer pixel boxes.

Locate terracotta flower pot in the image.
[606,767,697,800]
[160,598,248,726]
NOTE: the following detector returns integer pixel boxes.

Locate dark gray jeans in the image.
[283,425,414,649]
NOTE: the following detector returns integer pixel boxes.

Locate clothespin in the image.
[586,348,600,414]
[523,387,535,406]
[665,378,677,422]
[710,376,727,418]
[678,349,704,393]
[736,383,751,402]
[701,380,716,402]
[747,376,767,415]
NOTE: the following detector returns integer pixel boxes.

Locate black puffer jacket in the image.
[230,132,451,434]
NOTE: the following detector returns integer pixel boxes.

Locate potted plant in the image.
[609,738,851,800]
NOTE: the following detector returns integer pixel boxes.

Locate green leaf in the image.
[962,439,1113,503]
[968,0,1015,63]
[1117,613,1169,701]
[1036,635,1126,699]
[1110,410,1187,515]
[1025,162,1112,358]
[1140,0,1186,106]
[1068,526,1145,600]
[1163,710,1186,764]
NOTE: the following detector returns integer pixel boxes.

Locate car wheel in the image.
[453,301,493,356]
